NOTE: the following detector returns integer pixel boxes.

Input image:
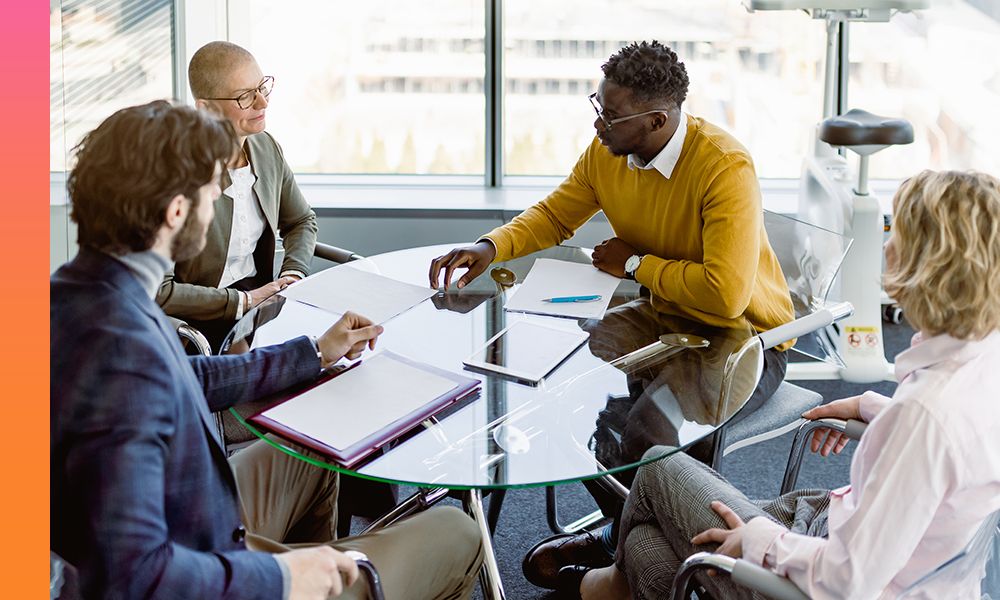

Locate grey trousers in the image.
[616,451,830,600]
[230,439,485,599]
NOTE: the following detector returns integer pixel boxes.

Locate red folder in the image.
[248,351,481,469]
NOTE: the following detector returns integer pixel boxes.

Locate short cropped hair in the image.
[68,100,238,255]
[602,41,689,107]
[884,170,1000,340]
[188,41,256,99]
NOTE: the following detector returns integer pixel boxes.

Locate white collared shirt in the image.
[742,330,1000,599]
[627,112,687,179]
[219,165,266,290]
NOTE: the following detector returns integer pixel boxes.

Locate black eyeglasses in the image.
[588,92,671,130]
[204,76,275,110]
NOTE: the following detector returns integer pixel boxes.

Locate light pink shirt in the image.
[743,330,1000,599]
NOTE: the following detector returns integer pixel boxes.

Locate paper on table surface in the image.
[279,265,435,324]
[503,258,618,319]
[260,352,458,451]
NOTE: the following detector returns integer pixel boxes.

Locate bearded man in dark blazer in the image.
[51,100,482,600]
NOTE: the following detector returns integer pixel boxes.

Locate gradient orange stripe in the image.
[0,3,50,596]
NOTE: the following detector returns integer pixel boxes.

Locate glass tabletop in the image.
[223,244,763,489]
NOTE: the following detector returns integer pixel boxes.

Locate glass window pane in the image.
[233,0,485,176]
[503,0,825,177]
[50,0,176,172]
[850,0,1000,178]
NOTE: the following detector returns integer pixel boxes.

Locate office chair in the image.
[669,418,1000,600]
[706,210,854,470]
[545,211,854,534]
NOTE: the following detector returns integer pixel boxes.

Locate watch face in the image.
[625,255,641,273]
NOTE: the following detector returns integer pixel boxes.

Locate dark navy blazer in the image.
[51,248,320,599]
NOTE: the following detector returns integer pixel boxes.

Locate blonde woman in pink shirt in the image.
[557,170,1000,600]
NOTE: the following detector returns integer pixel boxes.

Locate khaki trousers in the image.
[230,439,484,599]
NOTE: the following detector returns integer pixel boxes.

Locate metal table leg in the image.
[462,489,506,600]
[359,487,449,534]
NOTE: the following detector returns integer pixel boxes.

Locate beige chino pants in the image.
[229,438,484,599]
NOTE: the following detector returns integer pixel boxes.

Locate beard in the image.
[170,204,208,263]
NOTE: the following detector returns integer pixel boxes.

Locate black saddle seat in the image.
[819,109,913,147]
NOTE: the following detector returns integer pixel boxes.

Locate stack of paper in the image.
[280,265,435,324]
[503,258,619,320]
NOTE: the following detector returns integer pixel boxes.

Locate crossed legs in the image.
[231,439,484,599]
[580,451,829,600]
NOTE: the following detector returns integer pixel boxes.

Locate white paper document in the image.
[260,352,458,451]
[279,265,435,324]
[503,258,619,319]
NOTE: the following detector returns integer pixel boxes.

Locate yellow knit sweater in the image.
[484,116,793,349]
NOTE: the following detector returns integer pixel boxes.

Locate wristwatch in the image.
[624,254,644,280]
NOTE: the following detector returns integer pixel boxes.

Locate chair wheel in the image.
[883,305,903,325]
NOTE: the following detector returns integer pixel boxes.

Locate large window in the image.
[229,0,486,176]
[50,0,177,172]
[50,0,1000,183]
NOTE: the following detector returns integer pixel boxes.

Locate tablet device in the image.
[462,320,590,384]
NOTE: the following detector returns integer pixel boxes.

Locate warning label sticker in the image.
[845,326,880,354]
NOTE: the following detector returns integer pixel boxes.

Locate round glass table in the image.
[221,244,764,599]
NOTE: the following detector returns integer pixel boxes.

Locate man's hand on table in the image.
[317,311,384,368]
[428,241,497,290]
[592,237,638,278]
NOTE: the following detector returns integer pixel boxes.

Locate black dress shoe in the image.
[521,530,613,589]
[555,565,591,599]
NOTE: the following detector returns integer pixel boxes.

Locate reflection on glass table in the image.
[220,244,763,600]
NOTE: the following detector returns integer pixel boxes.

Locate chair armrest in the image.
[758,301,854,350]
[732,559,811,600]
[314,242,364,264]
[344,551,385,600]
[166,316,213,357]
[670,552,809,600]
[781,417,868,494]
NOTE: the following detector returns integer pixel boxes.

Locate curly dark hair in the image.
[602,41,689,107]
[68,100,237,255]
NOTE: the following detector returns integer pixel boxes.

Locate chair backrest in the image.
[899,510,1000,599]
[763,210,852,319]
[762,210,852,363]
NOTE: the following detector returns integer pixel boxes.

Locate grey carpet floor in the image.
[352,318,914,599]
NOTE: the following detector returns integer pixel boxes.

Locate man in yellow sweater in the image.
[429,41,794,591]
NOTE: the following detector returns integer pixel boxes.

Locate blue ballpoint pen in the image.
[542,295,602,303]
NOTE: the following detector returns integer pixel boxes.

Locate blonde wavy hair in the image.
[884,170,1000,340]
